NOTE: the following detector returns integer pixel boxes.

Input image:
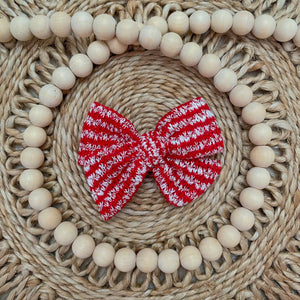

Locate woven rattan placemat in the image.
[0,0,299,299]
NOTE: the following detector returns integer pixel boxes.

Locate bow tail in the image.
[153,157,222,207]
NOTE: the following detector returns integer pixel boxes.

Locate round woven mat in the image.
[0,0,300,299]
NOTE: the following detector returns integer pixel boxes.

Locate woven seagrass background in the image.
[0,0,299,299]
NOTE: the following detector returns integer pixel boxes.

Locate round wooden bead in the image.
[214,68,237,92]
[29,105,53,127]
[0,17,13,42]
[28,187,52,210]
[179,246,202,270]
[217,225,241,248]
[198,54,221,78]
[50,12,71,37]
[232,11,254,35]
[239,187,264,211]
[229,84,253,107]
[167,11,189,35]
[199,237,223,261]
[106,37,128,54]
[273,18,297,42]
[146,16,168,35]
[136,248,158,273]
[242,102,266,125]
[248,123,272,145]
[19,169,44,191]
[10,16,33,41]
[246,167,270,189]
[230,207,255,231]
[20,147,44,169]
[116,19,139,45]
[69,54,93,78]
[39,84,63,108]
[114,248,136,272]
[54,221,78,246]
[71,11,93,38]
[160,32,183,58]
[23,125,47,147]
[158,249,180,274]
[93,243,115,267]
[52,67,76,90]
[87,41,110,65]
[189,10,210,34]
[139,25,162,50]
[179,42,202,66]
[93,14,116,40]
[29,15,52,39]
[252,14,276,39]
[72,234,95,259]
[250,146,275,168]
[293,26,300,47]
[211,10,233,33]
[38,207,62,230]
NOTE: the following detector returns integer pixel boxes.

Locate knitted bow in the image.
[78,97,224,220]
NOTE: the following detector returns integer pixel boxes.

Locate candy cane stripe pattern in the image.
[78,97,224,220]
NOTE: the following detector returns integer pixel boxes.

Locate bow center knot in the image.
[140,130,167,169]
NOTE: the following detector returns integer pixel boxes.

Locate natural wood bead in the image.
[211,10,233,33]
[217,225,241,248]
[179,42,202,66]
[38,207,62,230]
[0,17,13,42]
[246,167,270,189]
[93,14,116,40]
[249,123,272,145]
[160,32,183,58]
[240,187,264,211]
[29,15,52,39]
[28,187,52,210]
[146,16,168,35]
[136,248,158,273]
[167,11,189,35]
[114,248,136,272]
[87,41,110,65]
[250,146,275,168]
[71,11,93,38]
[293,26,300,47]
[93,243,115,267]
[230,207,255,231]
[158,249,180,274]
[50,12,71,37]
[189,11,210,34]
[139,25,162,50]
[54,221,78,246]
[273,18,297,42]
[52,67,76,90]
[232,11,254,35]
[23,125,47,147]
[198,54,221,78]
[179,246,202,270]
[69,54,93,78]
[20,147,44,169]
[199,237,222,261]
[106,37,128,54]
[252,14,276,39]
[116,19,139,45]
[29,105,53,127]
[72,234,95,259]
[10,16,33,41]
[19,169,44,191]
[39,84,63,108]
[242,102,266,125]
[214,68,237,92]
[229,84,253,107]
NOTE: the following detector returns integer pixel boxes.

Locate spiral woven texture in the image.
[0,0,300,299]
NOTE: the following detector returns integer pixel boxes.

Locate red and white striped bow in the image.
[78,97,224,220]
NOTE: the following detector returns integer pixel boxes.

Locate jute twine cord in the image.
[0,0,300,299]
